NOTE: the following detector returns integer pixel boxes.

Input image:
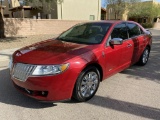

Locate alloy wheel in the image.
[142,49,149,64]
[80,71,99,98]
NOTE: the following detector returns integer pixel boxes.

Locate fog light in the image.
[41,91,48,97]
[42,91,45,95]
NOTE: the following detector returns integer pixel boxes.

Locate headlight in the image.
[32,63,69,75]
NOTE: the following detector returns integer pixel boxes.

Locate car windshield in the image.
[57,23,111,44]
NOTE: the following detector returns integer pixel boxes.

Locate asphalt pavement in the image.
[0,29,160,120]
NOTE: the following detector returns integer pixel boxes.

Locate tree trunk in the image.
[115,13,117,20]
[0,13,5,38]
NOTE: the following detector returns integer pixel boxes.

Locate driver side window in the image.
[111,23,128,40]
[106,23,128,46]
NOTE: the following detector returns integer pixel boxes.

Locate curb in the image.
[149,28,160,31]
[0,48,19,62]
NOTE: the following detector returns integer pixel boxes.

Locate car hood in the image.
[13,39,97,64]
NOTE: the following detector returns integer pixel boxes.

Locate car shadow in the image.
[87,95,160,119]
[64,94,160,119]
[0,37,24,42]
[0,68,55,109]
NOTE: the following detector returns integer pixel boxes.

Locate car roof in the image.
[85,20,136,25]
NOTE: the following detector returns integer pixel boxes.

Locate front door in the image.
[104,23,133,77]
[119,38,134,67]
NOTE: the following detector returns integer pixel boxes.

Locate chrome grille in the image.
[12,63,36,82]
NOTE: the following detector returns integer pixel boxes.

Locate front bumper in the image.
[11,69,78,101]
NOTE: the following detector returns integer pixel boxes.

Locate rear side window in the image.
[127,23,141,38]
[111,23,128,40]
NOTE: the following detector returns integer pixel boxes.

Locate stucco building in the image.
[1,0,101,20]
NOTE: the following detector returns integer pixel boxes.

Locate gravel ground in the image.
[0,34,56,50]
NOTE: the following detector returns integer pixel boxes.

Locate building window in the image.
[90,15,95,20]
[8,0,11,7]
[19,0,24,5]
[0,0,4,5]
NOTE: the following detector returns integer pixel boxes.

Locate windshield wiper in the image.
[57,37,67,41]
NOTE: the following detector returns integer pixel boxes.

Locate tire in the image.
[73,66,100,102]
[138,47,150,66]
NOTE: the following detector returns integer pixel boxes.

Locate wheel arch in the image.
[72,62,103,101]
[146,44,151,52]
[83,62,103,82]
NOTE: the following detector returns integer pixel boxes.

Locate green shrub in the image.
[140,23,154,28]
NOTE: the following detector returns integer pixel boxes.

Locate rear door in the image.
[127,22,145,64]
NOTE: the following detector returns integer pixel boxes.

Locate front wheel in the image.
[73,66,100,102]
[138,47,150,66]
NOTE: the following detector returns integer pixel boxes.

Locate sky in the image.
[101,0,160,8]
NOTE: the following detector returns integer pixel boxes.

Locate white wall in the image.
[57,0,101,20]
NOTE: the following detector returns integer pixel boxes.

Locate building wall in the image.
[2,18,160,37]
[4,18,87,37]
[2,0,11,17]
[154,22,160,29]
[57,0,101,20]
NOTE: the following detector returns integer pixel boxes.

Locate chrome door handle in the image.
[144,38,147,41]
[127,44,132,47]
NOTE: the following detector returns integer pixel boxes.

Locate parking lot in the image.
[0,29,160,120]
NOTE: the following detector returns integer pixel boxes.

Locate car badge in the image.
[16,52,21,57]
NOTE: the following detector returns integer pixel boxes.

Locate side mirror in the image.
[145,29,152,35]
[109,38,123,45]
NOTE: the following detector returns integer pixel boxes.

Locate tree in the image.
[26,0,63,4]
[106,0,140,20]
[128,1,160,23]
[26,0,63,14]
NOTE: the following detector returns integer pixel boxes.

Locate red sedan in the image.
[9,21,152,102]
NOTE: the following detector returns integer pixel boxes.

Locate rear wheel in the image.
[138,47,150,66]
[73,66,100,102]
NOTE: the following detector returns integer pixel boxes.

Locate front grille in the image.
[12,63,36,82]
